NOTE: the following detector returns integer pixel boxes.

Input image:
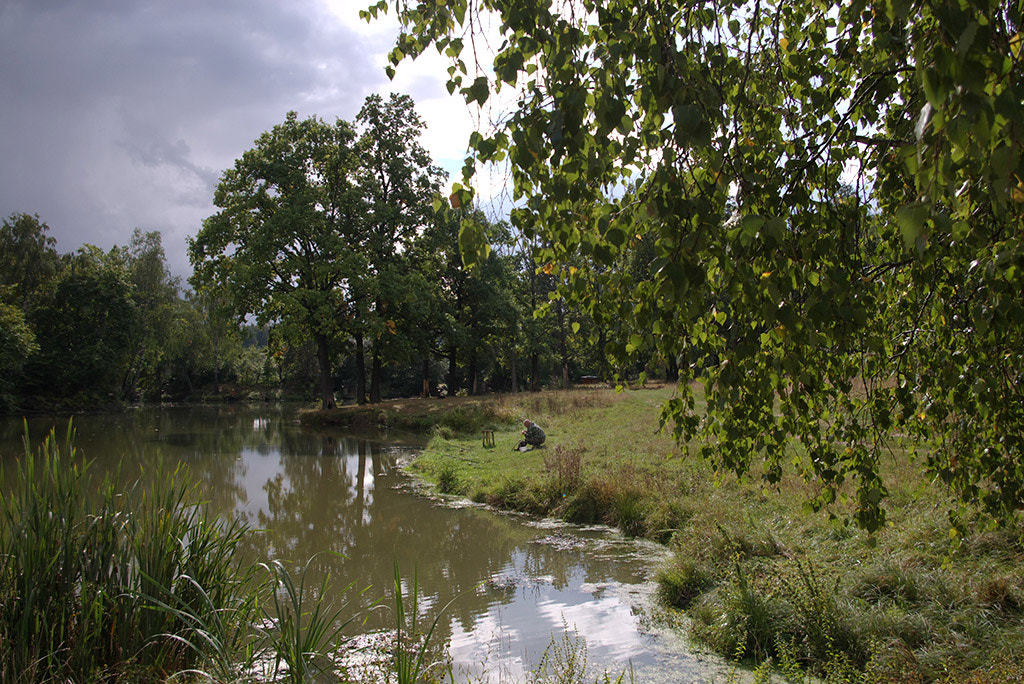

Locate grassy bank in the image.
[405,387,1024,683]
[298,394,520,432]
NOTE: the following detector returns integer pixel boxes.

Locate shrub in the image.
[690,565,790,663]
[431,423,454,441]
[544,445,585,497]
[783,562,867,669]
[435,459,463,495]
[690,561,867,674]
[612,491,647,537]
[656,557,715,609]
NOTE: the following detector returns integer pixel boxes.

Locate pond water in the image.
[0,405,734,682]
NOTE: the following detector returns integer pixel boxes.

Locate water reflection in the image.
[0,406,725,682]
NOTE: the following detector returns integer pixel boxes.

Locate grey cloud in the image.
[0,0,399,279]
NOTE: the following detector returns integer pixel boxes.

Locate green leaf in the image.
[897,202,930,250]
[458,217,491,268]
[467,76,489,104]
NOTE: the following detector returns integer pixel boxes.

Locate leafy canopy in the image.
[189,112,362,346]
[369,0,1024,531]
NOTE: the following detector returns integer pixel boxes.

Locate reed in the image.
[258,555,368,683]
[393,561,459,684]
[0,424,252,682]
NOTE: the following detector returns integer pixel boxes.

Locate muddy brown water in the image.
[0,404,737,682]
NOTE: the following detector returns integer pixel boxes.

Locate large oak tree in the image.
[189,112,362,409]
[354,93,445,403]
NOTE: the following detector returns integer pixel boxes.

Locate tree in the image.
[120,229,183,400]
[353,93,445,403]
[371,0,1024,530]
[24,248,140,405]
[189,113,362,409]
[0,212,60,308]
[0,303,37,411]
[412,207,518,395]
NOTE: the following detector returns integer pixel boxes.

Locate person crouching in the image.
[515,419,546,450]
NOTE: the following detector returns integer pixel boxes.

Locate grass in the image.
[406,386,1024,683]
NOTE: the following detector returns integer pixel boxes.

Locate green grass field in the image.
[401,385,1024,683]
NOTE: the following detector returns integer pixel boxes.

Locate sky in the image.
[0,0,485,280]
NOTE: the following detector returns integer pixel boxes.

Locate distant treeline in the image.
[0,211,667,413]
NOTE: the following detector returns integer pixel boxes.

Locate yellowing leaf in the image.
[780,37,790,51]
[1012,180,1024,204]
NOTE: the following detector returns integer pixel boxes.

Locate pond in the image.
[0,404,734,682]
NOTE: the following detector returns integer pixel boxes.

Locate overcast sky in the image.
[0,0,480,280]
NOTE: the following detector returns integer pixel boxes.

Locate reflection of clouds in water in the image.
[536,590,645,663]
[237,447,280,521]
[449,553,645,682]
[448,608,528,683]
[235,443,377,524]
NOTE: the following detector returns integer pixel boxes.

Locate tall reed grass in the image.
[0,424,253,682]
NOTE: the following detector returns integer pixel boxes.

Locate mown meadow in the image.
[400,386,1024,683]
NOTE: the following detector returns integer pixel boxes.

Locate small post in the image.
[482,430,495,448]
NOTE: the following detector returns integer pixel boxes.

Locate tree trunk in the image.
[556,299,569,389]
[212,333,220,394]
[469,349,478,395]
[447,343,460,395]
[528,243,540,392]
[598,328,608,381]
[667,353,679,383]
[510,346,518,393]
[355,332,367,405]
[421,357,430,398]
[369,349,382,403]
[315,332,336,409]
